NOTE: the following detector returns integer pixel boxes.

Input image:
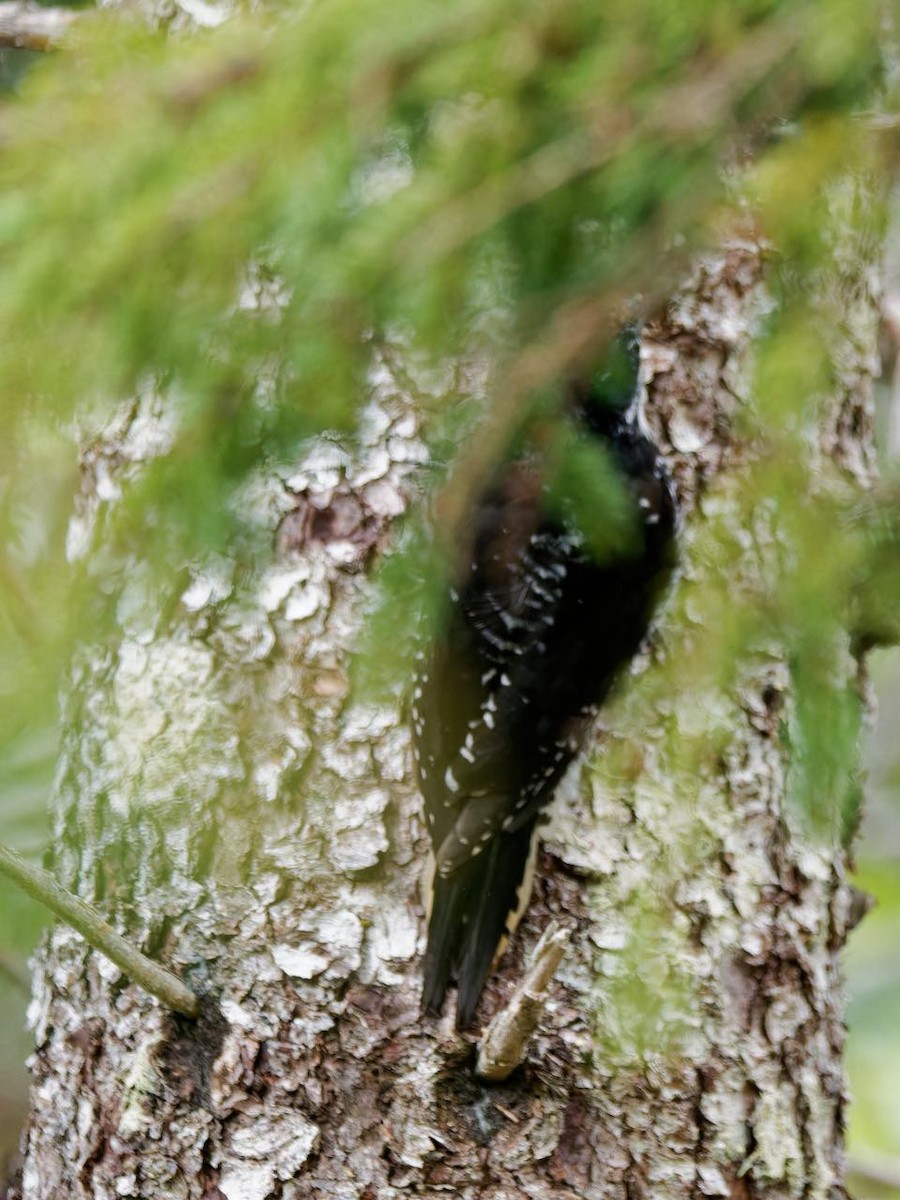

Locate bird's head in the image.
[568,326,641,434]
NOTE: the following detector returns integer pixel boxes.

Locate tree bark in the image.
[0,3,75,50]
[12,236,878,1200]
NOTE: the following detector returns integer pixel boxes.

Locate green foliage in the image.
[0,0,895,1115]
[0,0,893,1164]
[0,0,890,828]
[543,419,639,560]
[0,0,884,430]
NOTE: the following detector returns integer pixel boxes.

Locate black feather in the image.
[423,821,537,1028]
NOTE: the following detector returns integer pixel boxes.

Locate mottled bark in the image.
[0,3,75,50]
[12,238,879,1200]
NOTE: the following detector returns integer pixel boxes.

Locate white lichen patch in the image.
[217,1160,275,1200]
[329,789,390,872]
[105,637,243,812]
[218,1109,320,1200]
[361,901,420,985]
[181,559,235,612]
[118,1037,166,1138]
[751,1082,805,1187]
[272,910,364,986]
[258,564,313,613]
[67,390,180,561]
[272,943,331,980]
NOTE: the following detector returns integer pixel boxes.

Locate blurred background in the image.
[844,263,900,1193]
[849,646,900,1197]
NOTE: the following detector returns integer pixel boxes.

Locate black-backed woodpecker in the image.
[413,329,677,1028]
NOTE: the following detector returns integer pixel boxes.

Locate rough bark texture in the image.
[12,239,878,1200]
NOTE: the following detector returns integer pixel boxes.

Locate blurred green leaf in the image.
[0,0,894,1164]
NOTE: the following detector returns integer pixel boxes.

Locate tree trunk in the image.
[12,237,878,1200]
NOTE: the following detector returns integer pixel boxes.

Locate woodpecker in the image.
[412,330,677,1029]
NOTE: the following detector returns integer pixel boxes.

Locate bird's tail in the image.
[422,819,538,1029]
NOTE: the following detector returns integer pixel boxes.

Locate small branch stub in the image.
[0,839,200,1019]
[476,922,570,1082]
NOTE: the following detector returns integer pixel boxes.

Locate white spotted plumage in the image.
[416,334,677,1026]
